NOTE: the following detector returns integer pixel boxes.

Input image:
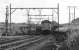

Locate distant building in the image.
[71,18,79,24]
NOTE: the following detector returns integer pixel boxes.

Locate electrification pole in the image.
[5,6,9,36]
[68,6,76,24]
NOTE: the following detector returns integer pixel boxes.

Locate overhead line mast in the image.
[5,6,9,36]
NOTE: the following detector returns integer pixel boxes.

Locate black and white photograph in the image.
[0,0,79,50]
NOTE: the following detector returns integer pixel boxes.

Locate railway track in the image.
[0,35,41,49]
[0,36,55,50]
[0,35,54,50]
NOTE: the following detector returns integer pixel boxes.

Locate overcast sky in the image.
[0,0,79,24]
